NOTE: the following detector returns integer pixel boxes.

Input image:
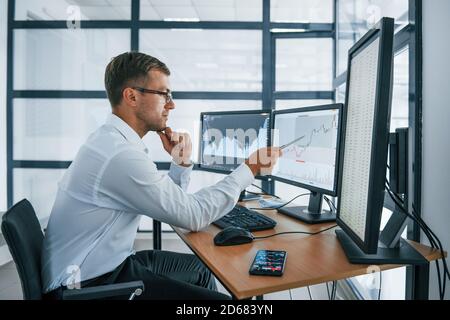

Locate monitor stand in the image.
[277,192,336,224]
[238,190,262,202]
[335,229,427,265]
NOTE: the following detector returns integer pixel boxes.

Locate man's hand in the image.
[157,127,192,167]
[244,147,282,177]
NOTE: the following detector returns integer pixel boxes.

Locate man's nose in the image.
[165,101,175,110]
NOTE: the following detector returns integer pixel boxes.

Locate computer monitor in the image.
[199,109,270,175]
[334,18,425,264]
[270,103,343,224]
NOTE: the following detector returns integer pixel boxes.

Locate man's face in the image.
[134,70,175,132]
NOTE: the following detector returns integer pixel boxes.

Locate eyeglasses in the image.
[132,87,173,104]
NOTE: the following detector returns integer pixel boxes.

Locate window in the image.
[275,99,333,110]
[140,29,262,92]
[14,29,130,90]
[13,169,66,220]
[391,46,409,131]
[336,0,408,74]
[7,0,334,229]
[13,99,109,161]
[271,0,333,23]
[140,0,262,22]
[275,38,333,91]
[15,0,131,20]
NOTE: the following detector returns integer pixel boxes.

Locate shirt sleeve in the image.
[168,161,193,191]
[95,149,254,231]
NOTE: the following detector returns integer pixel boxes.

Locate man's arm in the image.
[168,161,193,191]
[96,146,280,232]
[96,149,254,231]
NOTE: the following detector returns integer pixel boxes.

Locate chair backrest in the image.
[1,199,44,300]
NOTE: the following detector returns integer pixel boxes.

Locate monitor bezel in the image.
[269,103,344,197]
[198,109,272,180]
[336,17,395,254]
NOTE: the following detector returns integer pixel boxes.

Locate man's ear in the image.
[122,87,137,107]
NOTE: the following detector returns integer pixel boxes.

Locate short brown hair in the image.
[104,52,170,107]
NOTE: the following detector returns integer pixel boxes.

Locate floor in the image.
[0,235,327,300]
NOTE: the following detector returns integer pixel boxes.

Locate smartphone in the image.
[249,250,287,276]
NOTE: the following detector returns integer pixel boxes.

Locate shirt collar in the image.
[106,114,149,153]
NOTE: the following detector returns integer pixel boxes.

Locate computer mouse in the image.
[214,227,254,246]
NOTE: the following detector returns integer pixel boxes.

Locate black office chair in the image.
[1,199,144,300]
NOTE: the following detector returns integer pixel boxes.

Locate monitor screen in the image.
[199,110,270,173]
[271,104,342,196]
[336,18,394,254]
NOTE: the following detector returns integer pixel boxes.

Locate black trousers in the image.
[47,250,231,300]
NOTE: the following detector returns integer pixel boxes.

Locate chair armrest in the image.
[62,281,144,300]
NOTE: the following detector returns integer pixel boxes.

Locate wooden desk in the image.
[172,200,442,300]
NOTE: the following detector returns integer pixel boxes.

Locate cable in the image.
[307,286,312,300]
[323,196,337,213]
[331,281,337,300]
[410,202,449,298]
[326,282,331,300]
[386,185,447,298]
[244,190,266,197]
[249,193,310,211]
[411,202,450,281]
[289,289,293,300]
[249,183,281,199]
[385,182,449,299]
[253,224,338,240]
[385,184,444,298]
[378,271,382,300]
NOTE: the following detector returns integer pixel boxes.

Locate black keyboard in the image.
[213,205,277,231]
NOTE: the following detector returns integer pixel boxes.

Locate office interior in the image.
[0,0,449,301]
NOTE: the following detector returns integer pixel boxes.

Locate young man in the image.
[41,52,281,299]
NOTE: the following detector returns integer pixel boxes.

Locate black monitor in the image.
[270,103,343,224]
[335,17,425,265]
[198,109,271,181]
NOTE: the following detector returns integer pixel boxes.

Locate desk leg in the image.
[412,263,429,300]
[153,220,162,250]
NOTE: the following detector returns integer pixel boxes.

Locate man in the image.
[41,52,281,300]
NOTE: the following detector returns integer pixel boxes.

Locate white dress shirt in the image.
[41,114,254,292]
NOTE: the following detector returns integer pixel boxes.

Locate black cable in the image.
[378,272,382,300]
[249,183,281,199]
[385,183,448,299]
[249,193,310,211]
[387,185,447,299]
[331,281,337,300]
[244,190,266,196]
[323,196,337,213]
[385,184,443,298]
[323,196,333,212]
[253,224,338,240]
[326,282,331,300]
[307,286,312,300]
[410,202,449,298]
[411,202,450,280]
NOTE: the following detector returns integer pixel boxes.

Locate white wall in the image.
[422,0,450,300]
[0,0,7,212]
